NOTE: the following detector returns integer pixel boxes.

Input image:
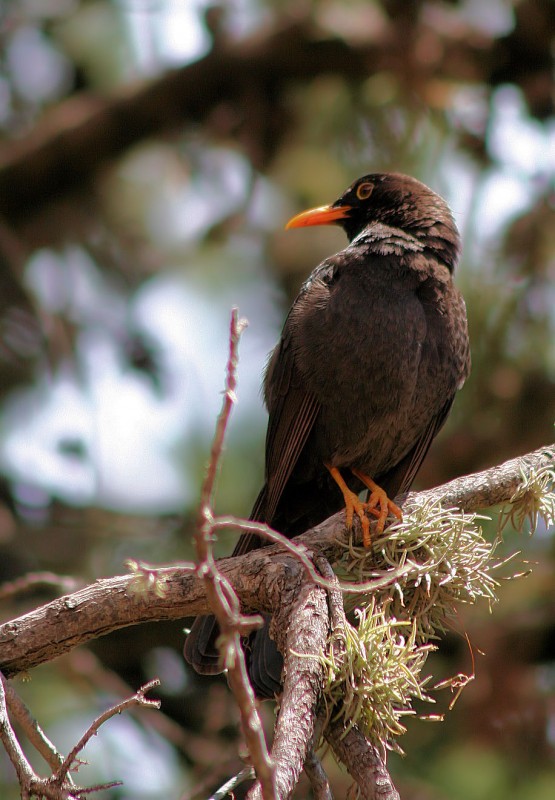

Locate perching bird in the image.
[184,172,470,697]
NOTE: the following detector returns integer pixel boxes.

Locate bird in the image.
[184,172,470,697]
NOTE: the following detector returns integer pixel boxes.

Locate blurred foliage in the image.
[0,0,554,797]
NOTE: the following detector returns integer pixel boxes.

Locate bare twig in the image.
[0,671,36,793]
[208,767,256,800]
[2,674,68,777]
[193,309,275,800]
[53,679,161,788]
[0,668,125,800]
[61,649,221,762]
[198,309,248,512]
[213,516,410,596]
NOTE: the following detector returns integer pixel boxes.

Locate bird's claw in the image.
[351,468,403,541]
[342,489,377,548]
[365,486,403,535]
[327,464,402,548]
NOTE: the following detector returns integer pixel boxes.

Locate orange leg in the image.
[326,464,379,547]
[351,469,403,535]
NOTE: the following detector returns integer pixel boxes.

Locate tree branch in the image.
[325,719,400,800]
[0,444,552,679]
[0,444,552,799]
[408,444,555,512]
[247,565,329,800]
[0,18,512,228]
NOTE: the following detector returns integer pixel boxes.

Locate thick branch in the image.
[248,566,329,800]
[0,444,552,677]
[0,19,502,226]
[326,720,400,800]
[408,444,555,512]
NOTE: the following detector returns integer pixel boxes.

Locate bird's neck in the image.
[350,221,458,272]
[350,222,423,254]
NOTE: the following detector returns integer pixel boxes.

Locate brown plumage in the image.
[184,173,471,697]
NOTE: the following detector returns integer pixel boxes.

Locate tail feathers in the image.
[248,621,283,698]
[184,486,269,676]
[183,615,223,675]
[184,613,283,698]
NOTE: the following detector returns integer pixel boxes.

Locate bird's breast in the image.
[290,267,464,474]
[294,273,424,402]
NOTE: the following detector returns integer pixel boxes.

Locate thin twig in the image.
[0,671,121,800]
[0,671,36,790]
[213,516,410,596]
[53,679,161,787]
[208,767,256,800]
[62,648,218,761]
[2,674,69,778]
[192,309,275,800]
[199,308,248,513]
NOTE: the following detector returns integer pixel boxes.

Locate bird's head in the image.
[286,173,460,271]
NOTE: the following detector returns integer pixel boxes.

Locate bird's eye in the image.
[356,182,373,201]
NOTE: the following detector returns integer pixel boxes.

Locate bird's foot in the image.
[326,464,380,547]
[351,469,403,536]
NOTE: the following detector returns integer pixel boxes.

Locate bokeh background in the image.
[0,1,554,798]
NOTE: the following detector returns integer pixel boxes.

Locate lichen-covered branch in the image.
[407,444,555,513]
[0,443,552,679]
[247,564,329,800]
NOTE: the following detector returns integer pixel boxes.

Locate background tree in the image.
[0,1,554,798]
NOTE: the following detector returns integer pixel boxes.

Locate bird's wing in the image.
[231,348,320,557]
[230,280,328,557]
[378,396,456,499]
[263,364,320,522]
[192,358,320,672]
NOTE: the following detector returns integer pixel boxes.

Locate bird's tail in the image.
[184,486,285,696]
[183,614,222,675]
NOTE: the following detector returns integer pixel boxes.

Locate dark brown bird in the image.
[184,172,470,697]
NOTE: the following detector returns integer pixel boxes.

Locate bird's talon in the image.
[326,465,375,546]
[360,514,371,548]
[351,469,403,536]
[344,499,354,529]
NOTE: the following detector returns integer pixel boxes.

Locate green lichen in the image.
[323,497,516,751]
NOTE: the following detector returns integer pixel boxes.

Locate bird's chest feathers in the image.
[292,270,426,407]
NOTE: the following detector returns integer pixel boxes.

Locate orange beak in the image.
[285,204,352,229]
